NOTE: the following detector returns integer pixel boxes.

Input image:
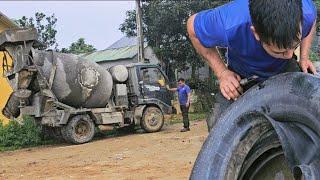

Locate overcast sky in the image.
[1,1,135,50]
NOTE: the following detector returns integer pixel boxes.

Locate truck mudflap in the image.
[191,73,320,180]
[134,105,146,126]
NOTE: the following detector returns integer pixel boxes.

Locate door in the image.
[138,66,173,106]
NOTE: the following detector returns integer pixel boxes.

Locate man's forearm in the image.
[300,22,316,61]
[187,93,191,105]
[166,86,177,92]
[187,14,227,79]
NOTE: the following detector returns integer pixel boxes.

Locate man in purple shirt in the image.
[187,0,317,131]
[167,78,192,132]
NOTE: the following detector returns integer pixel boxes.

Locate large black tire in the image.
[206,92,233,132]
[141,106,164,133]
[191,73,320,180]
[61,114,95,144]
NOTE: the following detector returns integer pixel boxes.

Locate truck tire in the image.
[191,73,320,180]
[61,114,95,144]
[141,106,164,133]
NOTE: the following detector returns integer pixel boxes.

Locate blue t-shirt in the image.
[194,0,317,81]
[177,85,191,105]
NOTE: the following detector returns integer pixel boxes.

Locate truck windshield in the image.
[140,67,166,87]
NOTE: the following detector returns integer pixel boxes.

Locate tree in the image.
[120,0,229,80]
[311,0,319,61]
[61,38,96,55]
[15,12,58,50]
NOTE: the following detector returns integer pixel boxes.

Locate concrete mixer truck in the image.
[0,28,174,144]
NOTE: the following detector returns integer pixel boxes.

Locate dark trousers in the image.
[208,60,302,131]
[180,105,190,128]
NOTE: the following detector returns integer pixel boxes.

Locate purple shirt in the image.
[177,85,191,105]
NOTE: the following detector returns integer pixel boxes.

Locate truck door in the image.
[139,67,173,106]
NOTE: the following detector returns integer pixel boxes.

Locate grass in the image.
[166,113,207,125]
[0,116,58,152]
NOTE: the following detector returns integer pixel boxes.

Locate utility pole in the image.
[136,0,145,62]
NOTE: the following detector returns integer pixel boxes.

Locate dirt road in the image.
[0,120,208,179]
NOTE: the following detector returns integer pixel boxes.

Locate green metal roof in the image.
[82,36,149,63]
[83,45,138,63]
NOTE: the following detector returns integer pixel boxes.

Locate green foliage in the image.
[120,0,230,80]
[316,0,320,34]
[189,113,207,121]
[310,51,319,62]
[0,116,42,151]
[60,38,96,55]
[310,0,319,61]
[187,77,217,113]
[15,12,58,50]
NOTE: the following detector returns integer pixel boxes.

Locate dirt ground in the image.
[0,120,208,180]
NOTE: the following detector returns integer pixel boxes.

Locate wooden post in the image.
[135,0,145,62]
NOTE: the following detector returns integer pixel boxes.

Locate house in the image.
[83,36,160,69]
[83,36,212,83]
[0,12,19,124]
[177,65,211,81]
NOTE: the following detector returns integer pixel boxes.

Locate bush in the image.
[0,116,42,151]
[187,78,217,113]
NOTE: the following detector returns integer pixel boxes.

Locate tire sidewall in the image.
[141,106,164,133]
[62,114,95,144]
[191,73,320,179]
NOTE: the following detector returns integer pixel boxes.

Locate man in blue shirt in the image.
[187,0,317,131]
[167,78,192,132]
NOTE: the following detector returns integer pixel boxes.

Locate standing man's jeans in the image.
[180,105,190,128]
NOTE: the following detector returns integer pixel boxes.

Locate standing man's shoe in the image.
[180,127,190,132]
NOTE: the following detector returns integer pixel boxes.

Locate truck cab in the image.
[127,63,173,114]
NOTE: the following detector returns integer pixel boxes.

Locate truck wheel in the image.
[141,106,164,133]
[61,115,95,144]
[191,73,320,179]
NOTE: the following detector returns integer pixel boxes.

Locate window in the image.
[140,67,165,87]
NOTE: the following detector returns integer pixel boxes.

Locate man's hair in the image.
[178,78,185,82]
[249,0,302,49]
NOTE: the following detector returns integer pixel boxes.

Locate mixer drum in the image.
[31,50,113,108]
[109,65,129,83]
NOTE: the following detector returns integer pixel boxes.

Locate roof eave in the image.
[0,11,19,28]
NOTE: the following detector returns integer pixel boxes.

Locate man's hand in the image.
[186,101,190,108]
[219,70,243,101]
[299,59,317,74]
